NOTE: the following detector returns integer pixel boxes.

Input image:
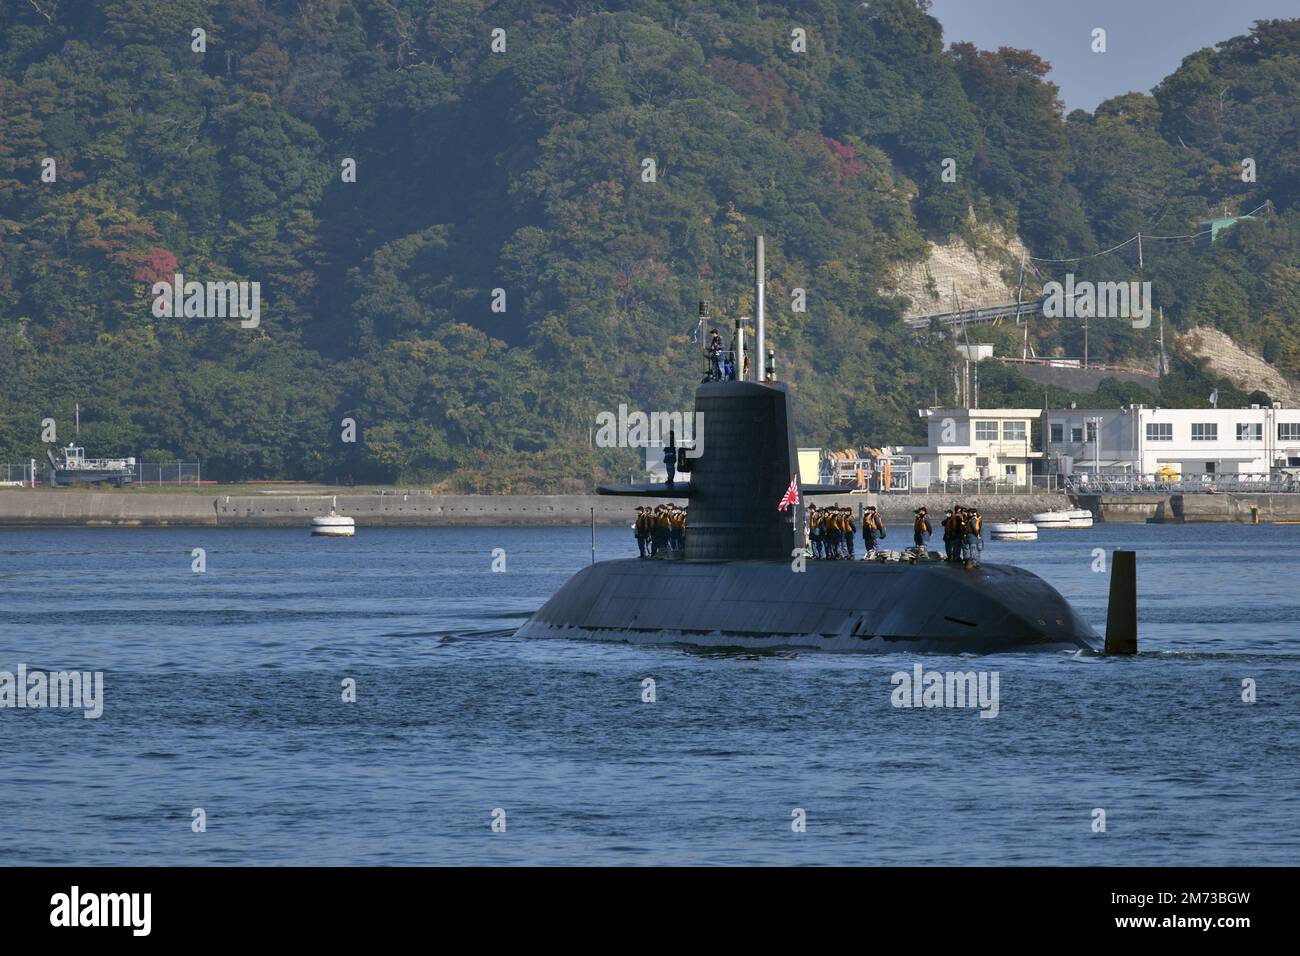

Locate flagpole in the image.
[778,474,803,554]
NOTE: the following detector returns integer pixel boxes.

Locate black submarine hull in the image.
[518,557,1100,654]
[522,241,1117,655]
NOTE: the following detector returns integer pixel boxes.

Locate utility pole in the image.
[1017,253,1028,360]
[1089,416,1103,476]
[1157,308,1168,376]
[754,235,765,383]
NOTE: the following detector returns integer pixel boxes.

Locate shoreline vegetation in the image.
[2,7,1299,491]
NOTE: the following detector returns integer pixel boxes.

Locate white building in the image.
[1045,404,1300,478]
[901,408,1043,488]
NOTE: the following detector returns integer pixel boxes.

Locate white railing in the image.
[912,475,1062,496]
[1066,472,1300,494]
[816,474,1063,495]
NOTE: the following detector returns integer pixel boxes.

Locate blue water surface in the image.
[0,522,1296,865]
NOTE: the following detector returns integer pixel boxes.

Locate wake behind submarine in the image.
[518,238,1137,655]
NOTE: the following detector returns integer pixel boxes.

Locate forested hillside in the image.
[2,1,1298,489]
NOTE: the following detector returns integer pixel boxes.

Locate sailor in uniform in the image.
[912,507,931,551]
[862,505,885,557]
[634,506,648,558]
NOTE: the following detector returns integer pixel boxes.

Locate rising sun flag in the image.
[777,475,800,511]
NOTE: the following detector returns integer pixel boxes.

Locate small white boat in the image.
[986,521,1038,541]
[311,502,355,537]
[1064,508,1094,529]
[1029,508,1094,529]
[1029,509,1070,526]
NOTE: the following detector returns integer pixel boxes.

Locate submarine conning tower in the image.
[599,234,816,561]
[685,380,799,561]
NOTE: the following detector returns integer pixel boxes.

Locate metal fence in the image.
[1064,472,1300,495]
[2,460,202,485]
[912,475,1063,496]
[824,455,915,493]
[134,461,202,484]
[816,475,1064,496]
[2,461,37,485]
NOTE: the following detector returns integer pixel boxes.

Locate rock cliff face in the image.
[886,222,1031,319]
[1180,326,1300,405]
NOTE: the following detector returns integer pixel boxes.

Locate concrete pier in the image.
[1073,492,1300,523]
[1071,494,1172,523]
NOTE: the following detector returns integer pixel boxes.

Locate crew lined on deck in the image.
[941,505,984,562]
[807,505,862,560]
[634,499,987,563]
[635,505,687,558]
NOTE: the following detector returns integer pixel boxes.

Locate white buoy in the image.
[987,521,1038,541]
[312,498,355,537]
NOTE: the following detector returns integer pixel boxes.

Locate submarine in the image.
[517,238,1135,655]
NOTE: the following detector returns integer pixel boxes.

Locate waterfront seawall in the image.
[6,489,1298,527]
[0,489,1073,528]
[1073,492,1300,523]
[0,491,655,527]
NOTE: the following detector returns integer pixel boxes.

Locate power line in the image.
[1023,201,1273,264]
[1026,235,1137,264]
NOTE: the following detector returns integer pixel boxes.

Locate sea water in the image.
[0,523,1296,865]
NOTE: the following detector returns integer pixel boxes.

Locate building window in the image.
[1003,420,1026,441]
[1205,462,1216,474]
[974,421,998,441]
[1146,422,1172,441]
[1050,422,1063,443]
[1004,464,1018,480]
[1071,426,1084,442]
[1280,423,1300,442]
[1085,421,1098,442]
[1191,423,1217,441]
[1236,422,1262,441]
